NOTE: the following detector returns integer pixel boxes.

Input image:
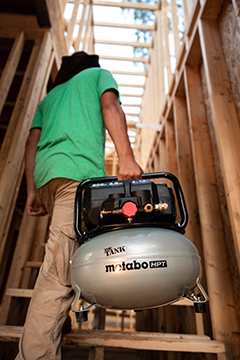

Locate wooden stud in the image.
[156,10,166,113]
[170,0,181,56]
[162,0,172,92]
[0,31,25,116]
[74,1,89,51]
[173,94,203,253]
[45,0,67,61]
[82,4,93,52]
[0,207,38,324]
[66,0,81,50]
[165,119,178,176]
[198,18,240,274]
[0,163,25,294]
[184,64,240,359]
[0,32,52,268]
[21,215,49,290]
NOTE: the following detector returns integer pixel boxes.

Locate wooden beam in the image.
[95,39,152,48]
[6,289,34,298]
[62,329,226,354]
[0,14,45,40]
[0,163,24,294]
[0,31,25,116]
[198,18,240,275]
[67,0,157,10]
[200,0,225,19]
[0,208,38,324]
[111,70,146,76]
[45,0,68,62]
[65,0,81,49]
[184,64,240,358]
[26,261,42,268]
[165,119,178,177]
[173,94,204,254]
[121,104,141,108]
[120,93,143,98]
[93,21,154,31]
[99,55,149,63]
[92,0,158,11]
[171,0,180,55]
[125,113,140,117]
[0,327,226,357]
[118,83,144,88]
[0,32,52,263]
[74,0,89,51]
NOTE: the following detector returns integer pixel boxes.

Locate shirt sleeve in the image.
[98,69,121,103]
[30,105,43,129]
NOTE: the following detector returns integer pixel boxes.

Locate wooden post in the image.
[170,0,180,56]
[165,119,178,176]
[162,0,171,92]
[173,95,202,246]
[0,207,39,325]
[0,163,25,294]
[0,31,25,116]
[66,0,81,50]
[88,307,106,360]
[75,0,89,51]
[0,32,52,267]
[21,215,49,290]
[184,64,240,359]
[83,4,93,52]
[198,18,240,274]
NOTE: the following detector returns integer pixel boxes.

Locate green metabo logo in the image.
[105,260,167,273]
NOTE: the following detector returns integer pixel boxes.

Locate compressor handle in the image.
[74,172,188,238]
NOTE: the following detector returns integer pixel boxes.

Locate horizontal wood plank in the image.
[0,327,225,355]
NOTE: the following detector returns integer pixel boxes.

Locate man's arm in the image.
[100,89,143,180]
[25,128,47,216]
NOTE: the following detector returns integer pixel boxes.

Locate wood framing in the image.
[0,0,240,359]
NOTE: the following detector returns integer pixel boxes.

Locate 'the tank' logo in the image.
[104,246,126,256]
[105,260,167,272]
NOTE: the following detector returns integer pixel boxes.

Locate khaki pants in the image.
[16,178,80,360]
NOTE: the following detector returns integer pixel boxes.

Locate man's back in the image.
[31,68,119,188]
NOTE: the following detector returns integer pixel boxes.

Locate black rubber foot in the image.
[76,311,88,322]
[194,302,207,313]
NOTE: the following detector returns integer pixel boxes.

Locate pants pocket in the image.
[42,227,79,287]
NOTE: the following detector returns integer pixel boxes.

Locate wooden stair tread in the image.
[0,326,226,354]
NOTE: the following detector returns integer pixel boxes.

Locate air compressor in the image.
[71,172,208,322]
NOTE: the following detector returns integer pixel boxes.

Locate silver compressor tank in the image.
[71,172,208,321]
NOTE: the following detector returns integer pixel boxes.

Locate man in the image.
[16,52,142,359]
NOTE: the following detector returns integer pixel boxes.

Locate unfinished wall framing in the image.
[140,0,240,358]
[0,0,240,359]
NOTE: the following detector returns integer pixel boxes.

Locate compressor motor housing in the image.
[82,179,177,233]
[71,172,208,322]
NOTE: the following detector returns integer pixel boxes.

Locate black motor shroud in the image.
[74,172,189,242]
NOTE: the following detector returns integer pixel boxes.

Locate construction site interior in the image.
[0,0,240,359]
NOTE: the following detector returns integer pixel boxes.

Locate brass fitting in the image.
[155,203,169,211]
[144,204,154,213]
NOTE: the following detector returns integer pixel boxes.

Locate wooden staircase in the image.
[0,210,227,359]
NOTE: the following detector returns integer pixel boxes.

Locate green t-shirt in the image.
[31,68,119,189]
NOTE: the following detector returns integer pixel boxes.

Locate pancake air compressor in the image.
[71,172,208,322]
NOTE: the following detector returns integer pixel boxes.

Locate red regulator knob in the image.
[122,202,138,218]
